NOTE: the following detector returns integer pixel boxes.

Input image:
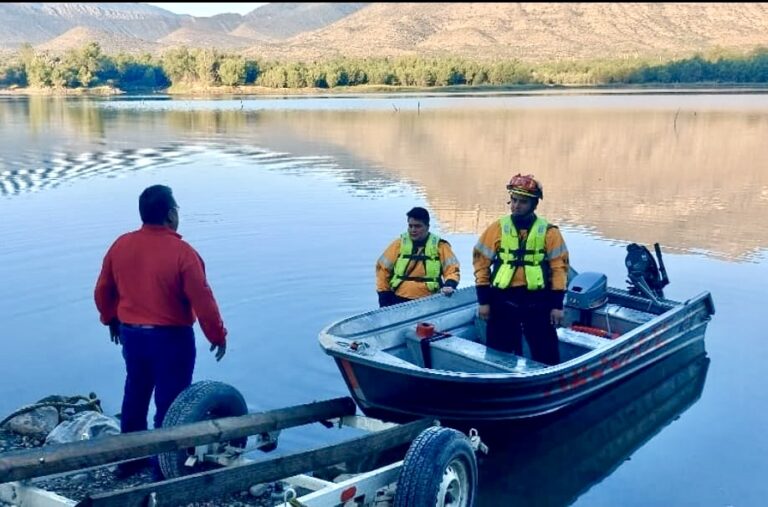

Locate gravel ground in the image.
[33,466,288,506]
[0,428,299,507]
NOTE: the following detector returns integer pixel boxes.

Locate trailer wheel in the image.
[158,380,249,479]
[394,426,477,507]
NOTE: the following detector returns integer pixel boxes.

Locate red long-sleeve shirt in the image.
[94,225,227,346]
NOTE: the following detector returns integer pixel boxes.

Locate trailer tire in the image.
[394,426,477,507]
[158,380,249,479]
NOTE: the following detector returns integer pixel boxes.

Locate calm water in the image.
[1,92,767,506]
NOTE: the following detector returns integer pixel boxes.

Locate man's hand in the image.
[108,318,121,345]
[440,286,455,297]
[210,342,226,361]
[477,304,491,320]
[550,309,564,327]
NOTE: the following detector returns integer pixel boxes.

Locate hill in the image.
[36,26,160,54]
[0,3,367,51]
[0,3,180,48]
[2,3,768,63]
[247,3,768,61]
[158,27,255,51]
[233,3,368,41]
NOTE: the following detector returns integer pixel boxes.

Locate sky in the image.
[147,3,267,17]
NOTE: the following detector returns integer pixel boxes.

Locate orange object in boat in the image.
[416,322,435,339]
[571,324,619,339]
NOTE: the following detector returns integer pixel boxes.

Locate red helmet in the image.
[506,173,543,200]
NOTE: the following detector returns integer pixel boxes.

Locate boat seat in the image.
[409,334,548,373]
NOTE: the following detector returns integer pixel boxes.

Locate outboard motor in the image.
[566,272,608,310]
[625,243,669,301]
[566,272,608,329]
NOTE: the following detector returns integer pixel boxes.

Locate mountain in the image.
[158,27,255,51]
[0,2,367,52]
[0,3,180,47]
[233,3,368,41]
[178,13,244,34]
[1,3,768,62]
[36,26,160,54]
[249,3,768,61]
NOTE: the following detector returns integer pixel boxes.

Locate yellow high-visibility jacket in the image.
[473,215,569,297]
[376,234,461,300]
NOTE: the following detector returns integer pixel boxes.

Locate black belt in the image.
[123,323,158,329]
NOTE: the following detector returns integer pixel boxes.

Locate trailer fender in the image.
[394,426,477,507]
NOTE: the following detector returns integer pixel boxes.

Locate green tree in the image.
[161,47,197,85]
[73,42,104,87]
[195,48,218,86]
[218,57,246,86]
[258,65,287,88]
[285,63,309,88]
[50,57,77,88]
[26,53,53,87]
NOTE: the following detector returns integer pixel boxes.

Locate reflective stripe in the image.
[475,242,495,260]
[443,255,459,267]
[546,243,568,260]
[378,255,394,269]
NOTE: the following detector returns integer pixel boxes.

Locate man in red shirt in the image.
[94,184,228,477]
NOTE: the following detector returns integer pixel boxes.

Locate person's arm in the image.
[180,247,227,349]
[376,239,400,307]
[94,244,119,322]
[473,222,499,306]
[546,225,569,325]
[438,240,460,295]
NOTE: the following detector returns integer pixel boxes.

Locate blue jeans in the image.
[119,324,196,433]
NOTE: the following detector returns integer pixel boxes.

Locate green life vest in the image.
[390,233,442,292]
[491,216,548,290]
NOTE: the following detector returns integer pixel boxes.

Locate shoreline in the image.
[2,83,768,98]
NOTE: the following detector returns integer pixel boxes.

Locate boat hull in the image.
[321,287,715,422]
[335,337,706,422]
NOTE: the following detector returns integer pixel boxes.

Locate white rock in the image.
[7,407,59,438]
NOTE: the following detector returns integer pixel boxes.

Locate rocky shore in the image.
[0,427,291,507]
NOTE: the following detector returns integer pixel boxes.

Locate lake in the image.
[1,91,766,506]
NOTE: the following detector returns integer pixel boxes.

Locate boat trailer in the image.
[0,383,486,507]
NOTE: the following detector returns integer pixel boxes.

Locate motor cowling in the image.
[566,272,608,310]
[625,243,668,299]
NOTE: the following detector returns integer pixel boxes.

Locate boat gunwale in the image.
[318,287,714,383]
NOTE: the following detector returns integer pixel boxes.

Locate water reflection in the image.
[0,144,191,195]
[475,343,710,507]
[0,139,405,199]
[1,95,768,262]
[0,94,761,506]
[267,106,768,262]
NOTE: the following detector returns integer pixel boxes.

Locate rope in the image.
[0,394,102,428]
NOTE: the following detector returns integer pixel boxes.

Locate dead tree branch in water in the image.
[673,108,680,135]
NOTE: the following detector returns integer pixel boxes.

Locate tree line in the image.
[2,42,768,91]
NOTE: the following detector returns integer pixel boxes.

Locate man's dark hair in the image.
[139,185,177,224]
[407,206,430,226]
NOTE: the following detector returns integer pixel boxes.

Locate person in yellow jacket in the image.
[473,174,569,365]
[376,207,461,307]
